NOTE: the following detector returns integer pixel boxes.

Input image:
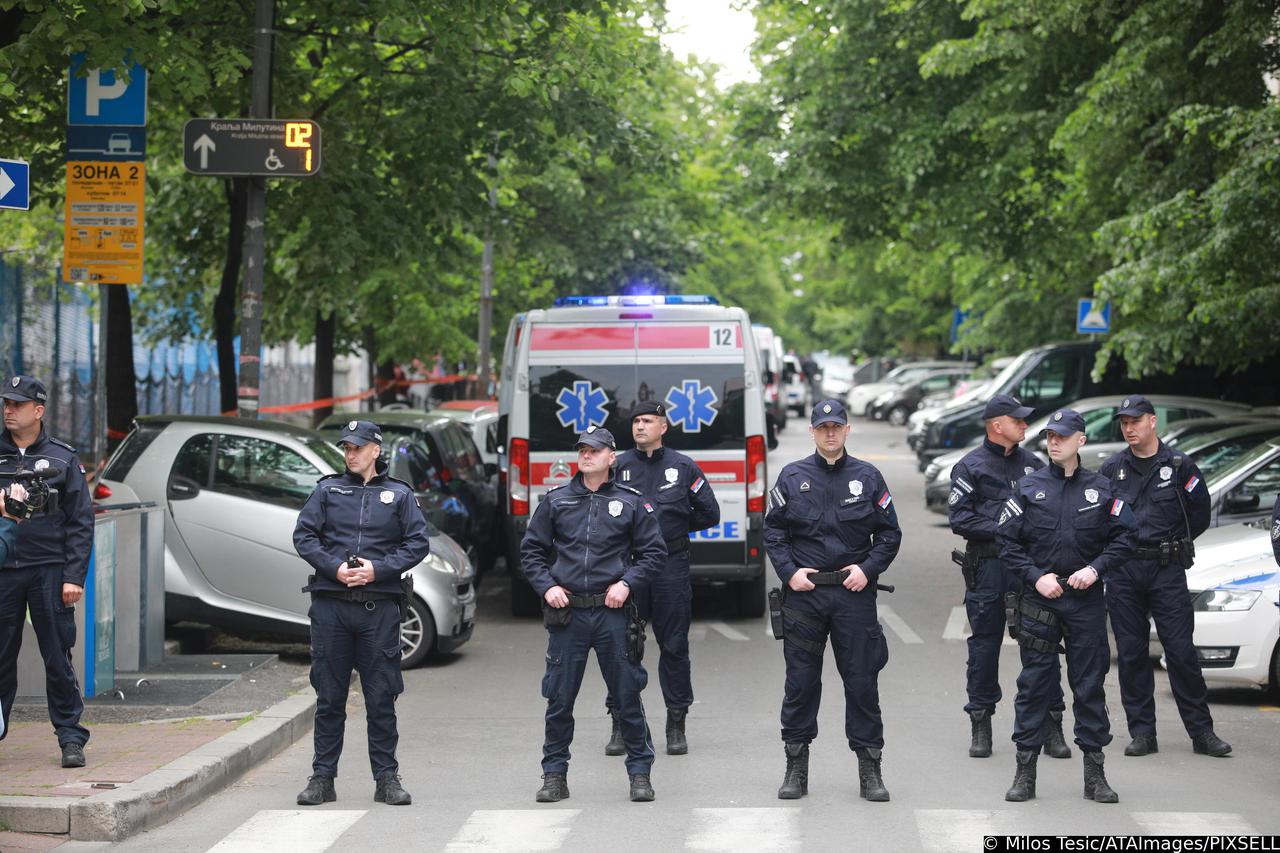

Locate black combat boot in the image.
[1004,749,1037,802]
[629,773,655,802]
[666,708,688,755]
[296,775,336,806]
[605,712,625,756]
[374,774,412,805]
[1191,731,1232,757]
[60,743,86,768]
[535,772,570,803]
[1042,711,1072,759]
[777,742,809,799]
[1082,751,1118,803]
[1123,734,1158,756]
[969,710,992,758]
[854,747,890,802]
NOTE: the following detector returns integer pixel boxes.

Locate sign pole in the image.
[238,0,274,418]
[477,147,497,396]
[93,283,108,479]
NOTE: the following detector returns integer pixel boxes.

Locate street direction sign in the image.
[0,158,30,210]
[66,126,146,162]
[182,118,322,177]
[63,161,145,284]
[1077,298,1112,334]
[68,55,147,126]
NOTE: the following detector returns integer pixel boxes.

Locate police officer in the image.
[1099,394,1232,758]
[947,394,1071,760]
[0,376,93,768]
[521,426,666,803]
[605,401,719,757]
[997,409,1135,804]
[764,400,901,802]
[293,420,431,807]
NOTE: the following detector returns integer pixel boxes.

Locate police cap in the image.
[811,399,848,427]
[1,375,48,404]
[337,420,383,447]
[1113,394,1156,419]
[575,425,616,450]
[983,393,1034,420]
[1041,409,1086,437]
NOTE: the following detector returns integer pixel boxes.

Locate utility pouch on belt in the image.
[542,602,572,628]
[952,549,978,592]
[769,587,785,640]
[625,600,647,664]
[400,574,414,622]
[1004,590,1020,641]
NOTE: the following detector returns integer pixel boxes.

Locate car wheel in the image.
[1269,640,1280,701]
[400,595,436,669]
[888,406,910,426]
[736,573,766,618]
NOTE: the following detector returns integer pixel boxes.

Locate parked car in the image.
[1161,415,1276,449]
[847,361,963,417]
[319,410,500,574]
[1206,438,1280,528]
[817,357,856,400]
[1171,421,1280,481]
[868,368,972,425]
[1149,522,1278,695]
[99,416,477,667]
[782,354,812,417]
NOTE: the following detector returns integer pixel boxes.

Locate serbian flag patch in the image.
[644,502,654,513]
[877,492,893,509]
[1184,475,1200,493]
[1109,499,1125,516]
[691,477,705,494]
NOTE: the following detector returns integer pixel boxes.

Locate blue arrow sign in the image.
[0,159,30,211]
[68,55,147,126]
[1077,298,1111,334]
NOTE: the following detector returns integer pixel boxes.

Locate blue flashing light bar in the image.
[553,294,720,307]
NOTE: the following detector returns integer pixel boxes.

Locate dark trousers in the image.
[964,557,1065,716]
[1106,558,1213,738]
[606,553,694,712]
[780,585,889,749]
[542,605,654,775]
[308,595,404,780]
[1012,589,1112,752]
[0,565,88,747]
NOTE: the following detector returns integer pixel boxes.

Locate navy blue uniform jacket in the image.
[997,461,1136,587]
[0,428,94,587]
[520,473,666,597]
[948,438,1045,544]
[1098,442,1210,546]
[613,446,719,542]
[293,463,432,596]
[764,451,902,584]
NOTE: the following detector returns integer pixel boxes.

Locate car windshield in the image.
[1206,440,1280,489]
[302,437,345,472]
[984,349,1038,398]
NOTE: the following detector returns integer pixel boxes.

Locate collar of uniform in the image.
[0,425,48,454]
[811,449,847,470]
[982,436,1017,458]
[340,459,389,486]
[637,445,665,463]
[1121,439,1167,465]
[567,470,617,494]
[1047,457,1081,480]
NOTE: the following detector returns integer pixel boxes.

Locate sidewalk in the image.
[0,654,315,845]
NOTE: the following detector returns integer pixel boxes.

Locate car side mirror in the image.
[1223,489,1260,513]
[167,475,201,501]
[484,462,498,477]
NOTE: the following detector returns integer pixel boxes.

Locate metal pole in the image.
[476,148,497,395]
[93,283,108,477]
[237,0,274,418]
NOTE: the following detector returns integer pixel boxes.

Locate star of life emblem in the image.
[665,467,679,484]
[380,490,394,504]
[608,500,623,517]
[849,479,863,496]
[348,420,357,430]
[1084,488,1098,504]
[1160,466,1172,481]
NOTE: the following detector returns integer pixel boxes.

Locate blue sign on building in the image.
[67,55,147,127]
[1076,298,1112,335]
[0,158,30,211]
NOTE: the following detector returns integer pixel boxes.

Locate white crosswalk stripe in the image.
[879,604,924,644]
[443,809,582,852]
[686,807,801,853]
[706,620,750,641]
[1130,812,1260,835]
[205,809,366,853]
[943,605,1015,644]
[914,809,1020,853]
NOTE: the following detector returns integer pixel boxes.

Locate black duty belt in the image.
[568,593,609,608]
[665,536,689,555]
[314,589,399,603]
[809,570,850,585]
[966,542,1000,558]
[1134,542,1184,560]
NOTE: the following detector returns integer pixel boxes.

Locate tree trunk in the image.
[313,309,335,425]
[362,325,377,412]
[104,284,137,453]
[214,178,248,414]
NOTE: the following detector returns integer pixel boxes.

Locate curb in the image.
[0,691,315,842]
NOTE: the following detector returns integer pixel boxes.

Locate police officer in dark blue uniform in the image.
[293,420,431,807]
[764,399,901,802]
[0,376,93,768]
[1099,394,1231,758]
[605,401,719,757]
[997,409,1135,804]
[521,426,667,803]
[948,394,1071,760]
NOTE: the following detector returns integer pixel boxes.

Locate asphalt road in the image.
[69,420,1280,852]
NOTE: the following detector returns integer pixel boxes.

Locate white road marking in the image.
[686,807,800,853]
[914,809,1016,853]
[879,605,923,644]
[206,810,366,853]
[1131,812,1259,836]
[707,621,750,641]
[943,605,1015,645]
[444,809,581,852]
[689,624,708,642]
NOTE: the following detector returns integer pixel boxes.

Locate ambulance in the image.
[500,295,771,617]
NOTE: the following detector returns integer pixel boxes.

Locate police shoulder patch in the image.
[616,483,643,496]
[644,502,654,513]
[48,436,77,453]
[316,472,342,482]
[547,482,567,492]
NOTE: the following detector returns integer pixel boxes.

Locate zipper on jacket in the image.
[584,493,594,590]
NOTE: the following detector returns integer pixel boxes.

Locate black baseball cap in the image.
[811,399,848,427]
[1114,394,1156,419]
[337,420,383,447]
[575,425,616,450]
[2,375,48,404]
[983,393,1034,420]
[630,401,667,420]
[1042,409,1086,437]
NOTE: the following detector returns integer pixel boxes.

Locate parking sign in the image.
[67,54,147,126]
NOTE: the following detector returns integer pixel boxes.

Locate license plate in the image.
[463,601,476,622]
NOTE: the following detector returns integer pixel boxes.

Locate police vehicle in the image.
[501,295,771,617]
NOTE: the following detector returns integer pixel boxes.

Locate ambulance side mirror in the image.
[767,418,779,451]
